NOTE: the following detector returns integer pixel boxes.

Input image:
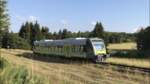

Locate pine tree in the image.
[41,26,49,39]
[137,26,150,51]
[19,23,25,38]
[136,26,150,57]
[25,22,31,42]
[91,22,104,39]
[29,22,34,44]
[19,21,49,46]
[19,22,31,42]
[31,21,42,45]
[62,29,68,39]
[0,0,9,46]
[58,29,62,39]
[53,32,57,39]
[77,31,81,37]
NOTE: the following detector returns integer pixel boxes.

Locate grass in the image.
[1,49,150,84]
[107,42,137,50]
[106,57,150,68]
[0,57,8,69]
[0,57,49,84]
[107,42,150,68]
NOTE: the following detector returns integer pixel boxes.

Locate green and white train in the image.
[33,38,110,62]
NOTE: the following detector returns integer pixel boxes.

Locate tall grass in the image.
[106,57,150,68]
[0,58,49,84]
[0,58,8,69]
[108,42,137,50]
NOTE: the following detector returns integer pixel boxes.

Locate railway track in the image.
[98,62,150,74]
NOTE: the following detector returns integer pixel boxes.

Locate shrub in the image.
[110,50,148,58]
[136,26,150,57]
[0,62,49,84]
[0,58,8,69]
[2,33,31,50]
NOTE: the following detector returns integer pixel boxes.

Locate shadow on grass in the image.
[17,52,93,64]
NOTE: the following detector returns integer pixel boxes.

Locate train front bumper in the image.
[94,54,110,62]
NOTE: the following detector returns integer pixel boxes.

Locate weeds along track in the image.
[1,49,150,74]
[97,62,150,74]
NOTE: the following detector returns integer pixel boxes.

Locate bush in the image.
[0,59,49,84]
[2,33,31,50]
[137,26,150,51]
[110,50,147,58]
[0,58,8,69]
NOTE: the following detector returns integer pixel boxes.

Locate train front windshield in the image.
[93,41,105,50]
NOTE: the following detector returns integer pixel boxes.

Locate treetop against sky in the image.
[8,0,149,33]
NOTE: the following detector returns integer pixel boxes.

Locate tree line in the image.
[17,21,136,46]
[1,20,136,49]
[18,21,49,46]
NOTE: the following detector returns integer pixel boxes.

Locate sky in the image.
[8,0,149,33]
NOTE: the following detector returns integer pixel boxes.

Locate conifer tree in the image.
[62,29,68,39]
[91,22,104,39]
[31,21,42,44]
[0,0,9,46]
[58,29,62,39]
[19,22,31,42]
[137,26,150,51]
[41,26,49,39]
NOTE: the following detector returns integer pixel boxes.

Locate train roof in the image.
[34,38,103,46]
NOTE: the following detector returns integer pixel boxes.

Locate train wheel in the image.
[93,56,103,63]
[97,56,105,63]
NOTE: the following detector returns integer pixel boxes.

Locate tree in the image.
[19,22,31,43]
[41,26,49,39]
[90,22,104,39]
[2,33,30,49]
[19,21,47,46]
[31,21,43,45]
[0,0,9,47]
[52,32,57,39]
[19,23,25,38]
[77,31,81,37]
[62,29,69,39]
[137,26,150,51]
[104,32,135,43]
[57,29,62,39]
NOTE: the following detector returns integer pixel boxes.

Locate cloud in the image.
[28,16,38,22]
[16,15,26,22]
[59,19,72,29]
[133,28,138,33]
[132,27,142,33]
[91,21,96,26]
[16,15,39,23]
[60,19,68,25]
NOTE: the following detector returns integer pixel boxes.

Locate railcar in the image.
[33,38,110,62]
